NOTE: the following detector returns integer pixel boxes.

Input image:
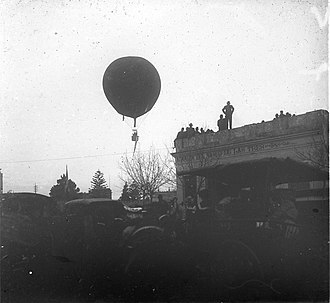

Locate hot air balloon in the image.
[103,56,161,128]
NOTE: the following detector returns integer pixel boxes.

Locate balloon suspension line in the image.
[131,118,138,154]
[132,129,139,154]
[122,115,138,153]
[130,110,152,154]
[124,116,152,154]
[133,135,138,153]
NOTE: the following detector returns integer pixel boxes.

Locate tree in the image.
[119,182,141,204]
[119,182,130,201]
[49,174,81,202]
[89,170,112,198]
[295,130,329,171]
[119,148,173,203]
[170,141,219,199]
[165,141,222,198]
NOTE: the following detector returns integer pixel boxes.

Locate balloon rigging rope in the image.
[121,109,153,154]
[136,110,152,130]
[123,117,132,129]
[122,110,152,131]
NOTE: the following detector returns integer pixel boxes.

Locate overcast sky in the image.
[1,0,328,198]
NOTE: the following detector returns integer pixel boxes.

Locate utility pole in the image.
[34,183,38,194]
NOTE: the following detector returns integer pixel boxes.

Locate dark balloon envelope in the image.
[103,56,161,124]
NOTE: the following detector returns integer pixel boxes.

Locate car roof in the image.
[2,192,53,199]
[1,192,55,205]
[65,198,121,206]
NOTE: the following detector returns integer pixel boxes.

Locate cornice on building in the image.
[173,110,329,154]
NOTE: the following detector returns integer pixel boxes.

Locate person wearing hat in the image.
[267,189,299,239]
[195,189,216,227]
[197,189,214,211]
[215,188,233,230]
[215,196,232,220]
[222,101,235,129]
[187,123,195,138]
[157,194,169,215]
[183,196,197,233]
[217,114,228,132]
[269,189,298,222]
[214,183,233,218]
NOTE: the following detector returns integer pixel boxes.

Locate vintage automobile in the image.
[1,191,58,253]
[173,157,329,301]
[32,198,130,299]
[51,198,127,259]
[1,195,132,300]
[117,158,329,302]
[1,193,59,299]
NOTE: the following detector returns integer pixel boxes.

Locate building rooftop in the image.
[174,110,329,153]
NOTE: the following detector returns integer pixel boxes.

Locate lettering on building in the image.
[175,141,290,166]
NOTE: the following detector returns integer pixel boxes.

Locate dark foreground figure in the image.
[1,194,328,302]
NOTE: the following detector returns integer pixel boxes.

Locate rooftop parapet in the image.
[174,110,329,153]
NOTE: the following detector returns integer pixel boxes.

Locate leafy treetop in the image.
[49,174,80,202]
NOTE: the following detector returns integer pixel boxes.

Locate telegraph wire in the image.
[0,146,173,164]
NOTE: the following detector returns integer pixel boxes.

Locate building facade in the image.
[172,110,329,203]
[153,190,177,202]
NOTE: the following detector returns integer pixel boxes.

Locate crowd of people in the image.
[175,123,215,140]
[176,102,298,141]
[273,110,295,119]
[171,187,299,239]
[175,101,235,140]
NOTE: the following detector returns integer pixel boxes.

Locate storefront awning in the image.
[177,157,328,187]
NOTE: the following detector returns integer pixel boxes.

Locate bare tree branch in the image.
[295,130,329,171]
[119,148,174,202]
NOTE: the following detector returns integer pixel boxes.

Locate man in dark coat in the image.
[222,101,235,129]
[217,114,227,131]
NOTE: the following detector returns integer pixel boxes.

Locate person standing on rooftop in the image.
[222,101,235,129]
[217,114,227,131]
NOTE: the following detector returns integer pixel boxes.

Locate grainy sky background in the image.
[1,0,328,198]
